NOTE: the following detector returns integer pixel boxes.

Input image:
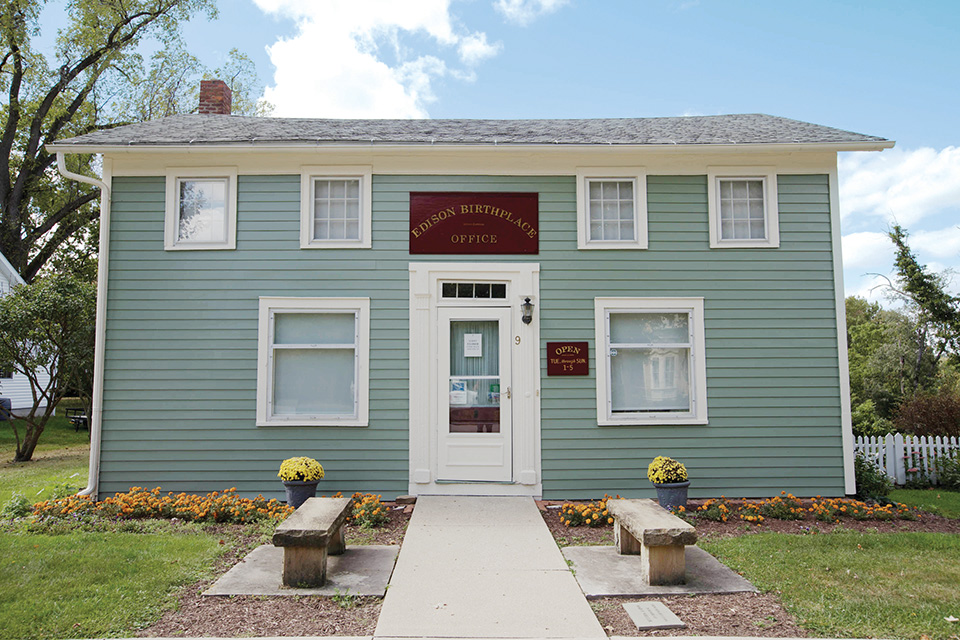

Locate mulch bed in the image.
[538,498,960,545]
[592,593,807,637]
[538,498,960,637]
[138,503,411,638]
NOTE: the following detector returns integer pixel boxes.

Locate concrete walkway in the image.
[375,496,606,639]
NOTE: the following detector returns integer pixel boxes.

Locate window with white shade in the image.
[708,168,779,248]
[300,167,372,248]
[164,168,237,250]
[594,297,707,425]
[257,297,370,426]
[576,168,647,249]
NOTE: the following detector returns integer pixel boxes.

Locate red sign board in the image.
[547,342,589,376]
[410,192,539,254]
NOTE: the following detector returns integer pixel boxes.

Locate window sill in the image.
[257,418,368,427]
[709,239,779,249]
[598,417,708,426]
[164,243,236,251]
[300,240,372,250]
[578,240,648,250]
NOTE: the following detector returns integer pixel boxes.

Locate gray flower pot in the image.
[654,480,690,512]
[282,480,320,508]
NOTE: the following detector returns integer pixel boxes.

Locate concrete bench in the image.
[606,498,698,586]
[272,496,352,588]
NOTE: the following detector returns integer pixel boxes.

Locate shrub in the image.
[646,456,687,484]
[559,496,614,527]
[1,492,33,519]
[894,392,960,437]
[851,400,896,438]
[934,450,960,491]
[854,453,893,499]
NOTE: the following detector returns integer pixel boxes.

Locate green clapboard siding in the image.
[101,173,845,499]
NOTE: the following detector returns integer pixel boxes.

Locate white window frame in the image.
[256,297,370,427]
[300,166,373,249]
[594,297,707,426]
[576,168,648,249]
[707,166,779,248]
[164,167,238,251]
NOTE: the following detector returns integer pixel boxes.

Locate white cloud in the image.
[494,0,568,25]
[839,146,960,226]
[458,32,501,65]
[253,0,501,118]
[841,231,893,269]
[912,225,960,260]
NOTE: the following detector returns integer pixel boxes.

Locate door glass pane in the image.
[449,320,500,433]
[610,347,690,413]
[273,349,355,416]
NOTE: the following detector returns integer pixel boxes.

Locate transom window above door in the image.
[300,166,372,249]
[441,282,507,299]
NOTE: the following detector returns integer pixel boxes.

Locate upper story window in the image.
[300,166,372,249]
[576,168,647,250]
[164,168,237,251]
[707,167,779,248]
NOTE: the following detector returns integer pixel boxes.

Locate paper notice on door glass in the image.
[464,333,482,357]
[449,379,467,405]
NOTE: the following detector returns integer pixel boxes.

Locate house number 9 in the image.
[515,336,521,345]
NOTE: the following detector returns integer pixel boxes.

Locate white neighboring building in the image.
[0,252,50,412]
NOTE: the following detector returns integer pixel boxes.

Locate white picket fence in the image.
[854,434,960,485]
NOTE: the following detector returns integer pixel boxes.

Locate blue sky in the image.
[65,1,960,302]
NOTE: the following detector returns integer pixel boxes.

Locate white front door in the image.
[437,306,513,482]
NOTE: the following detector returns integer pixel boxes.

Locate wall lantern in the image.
[521,297,534,325]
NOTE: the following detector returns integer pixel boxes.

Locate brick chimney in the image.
[199,80,232,115]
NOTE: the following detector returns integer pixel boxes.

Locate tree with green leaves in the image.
[887,224,960,362]
[0,271,96,461]
[1,0,270,282]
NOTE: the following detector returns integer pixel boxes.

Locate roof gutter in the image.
[56,152,109,499]
[45,140,896,155]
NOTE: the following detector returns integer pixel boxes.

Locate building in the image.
[48,81,893,500]
[0,251,52,413]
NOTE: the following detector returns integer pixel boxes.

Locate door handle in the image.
[505,387,511,399]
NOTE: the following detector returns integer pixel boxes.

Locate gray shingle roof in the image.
[50,113,888,148]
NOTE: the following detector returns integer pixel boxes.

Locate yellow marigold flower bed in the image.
[32,487,294,524]
[559,495,617,527]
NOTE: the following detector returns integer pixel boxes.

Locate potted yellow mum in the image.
[278,456,325,508]
[647,456,689,511]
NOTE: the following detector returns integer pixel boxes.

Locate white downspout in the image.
[56,152,110,498]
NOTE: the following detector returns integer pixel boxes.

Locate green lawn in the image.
[0,415,90,456]
[703,531,960,640]
[0,448,89,505]
[890,488,960,519]
[0,415,90,505]
[0,528,223,640]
